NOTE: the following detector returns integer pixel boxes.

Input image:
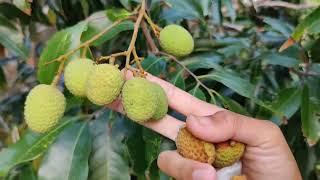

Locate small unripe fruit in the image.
[86,64,124,105]
[176,127,216,164]
[122,78,158,122]
[213,141,245,168]
[24,84,66,133]
[64,58,94,97]
[159,24,194,57]
[151,83,168,120]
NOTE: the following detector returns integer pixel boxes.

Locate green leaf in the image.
[263,17,293,37]
[0,2,30,24]
[88,112,130,180]
[81,11,134,47]
[142,128,162,170]
[261,53,300,68]
[169,69,185,90]
[291,7,320,41]
[80,0,89,17]
[270,88,302,124]
[0,117,76,177]
[199,69,255,98]
[0,28,28,60]
[141,55,167,76]
[37,22,88,84]
[188,85,206,101]
[218,95,249,116]
[222,0,236,22]
[198,0,212,16]
[181,52,222,71]
[17,164,37,180]
[106,8,132,21]
[210,0,222,25]
[301,85,320,146]
[162,0,203,21]
[13,0,31,15]
[124,122,147,175]
[0,67,6,89]
[0,14,17,30]
[38,121,91,180]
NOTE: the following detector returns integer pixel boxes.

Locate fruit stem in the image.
[141,20,159,54]
[81,46,88,58]
[51,58,66,86]
[132,47,145,75]
[143,12,162,38]
[124,0,146,73]
[97,51,127,63]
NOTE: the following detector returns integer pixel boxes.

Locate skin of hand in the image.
[108,72,302,180]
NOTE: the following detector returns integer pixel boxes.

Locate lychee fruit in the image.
[122,77,158,122]
[64,58,94,97]
[151,82,168,120]
[86,64,124,105]
[176,127,215,164]
[213,141,245,168]
[24,84,66,133]
[159,24,194,57]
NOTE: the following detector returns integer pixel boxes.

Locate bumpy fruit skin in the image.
[64,58,94,97]
[176,127,215,164]
[159,24,194,57]
[24,84,66,133]
[86,64,124,105]
[213,141,245,168]
[122,78,158,122]
[151,83,168,120]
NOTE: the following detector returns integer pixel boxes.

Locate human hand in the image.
[108,72,302,180]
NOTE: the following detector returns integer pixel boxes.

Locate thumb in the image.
[186,110,281,146]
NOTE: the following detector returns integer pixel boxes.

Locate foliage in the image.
[0,0,319,179]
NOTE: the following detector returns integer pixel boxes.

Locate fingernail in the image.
[192,169,215,180]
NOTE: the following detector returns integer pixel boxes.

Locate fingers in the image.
[186,110,281,146]
[157,150,216,180]
[108,100,184,140]
[123,71,223,116]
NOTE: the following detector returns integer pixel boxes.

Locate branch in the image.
[256,1,316,10]
[157,51,217,102]
[125,0,146,71]
[141,20,159,54]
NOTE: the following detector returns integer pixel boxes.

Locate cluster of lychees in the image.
[24,24,194,134]
[24,60,169,133]
[176,127,245,168]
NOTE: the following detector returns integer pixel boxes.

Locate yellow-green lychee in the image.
[151,83,168,120]
[122,78,158,122]
[86,64,124,105]
[176,127,215,164]
[64,58,94,97]
[24,84,66,133]
[213,141,245,168]
[159,24,194,57]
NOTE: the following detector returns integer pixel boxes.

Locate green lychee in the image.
[176,127,216,164]
[86,64,124,105]
[151,83,168,120]
[159,24,194,57]
[24,84,66,133]
[122,78,158,122]
[64,58,94,97]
